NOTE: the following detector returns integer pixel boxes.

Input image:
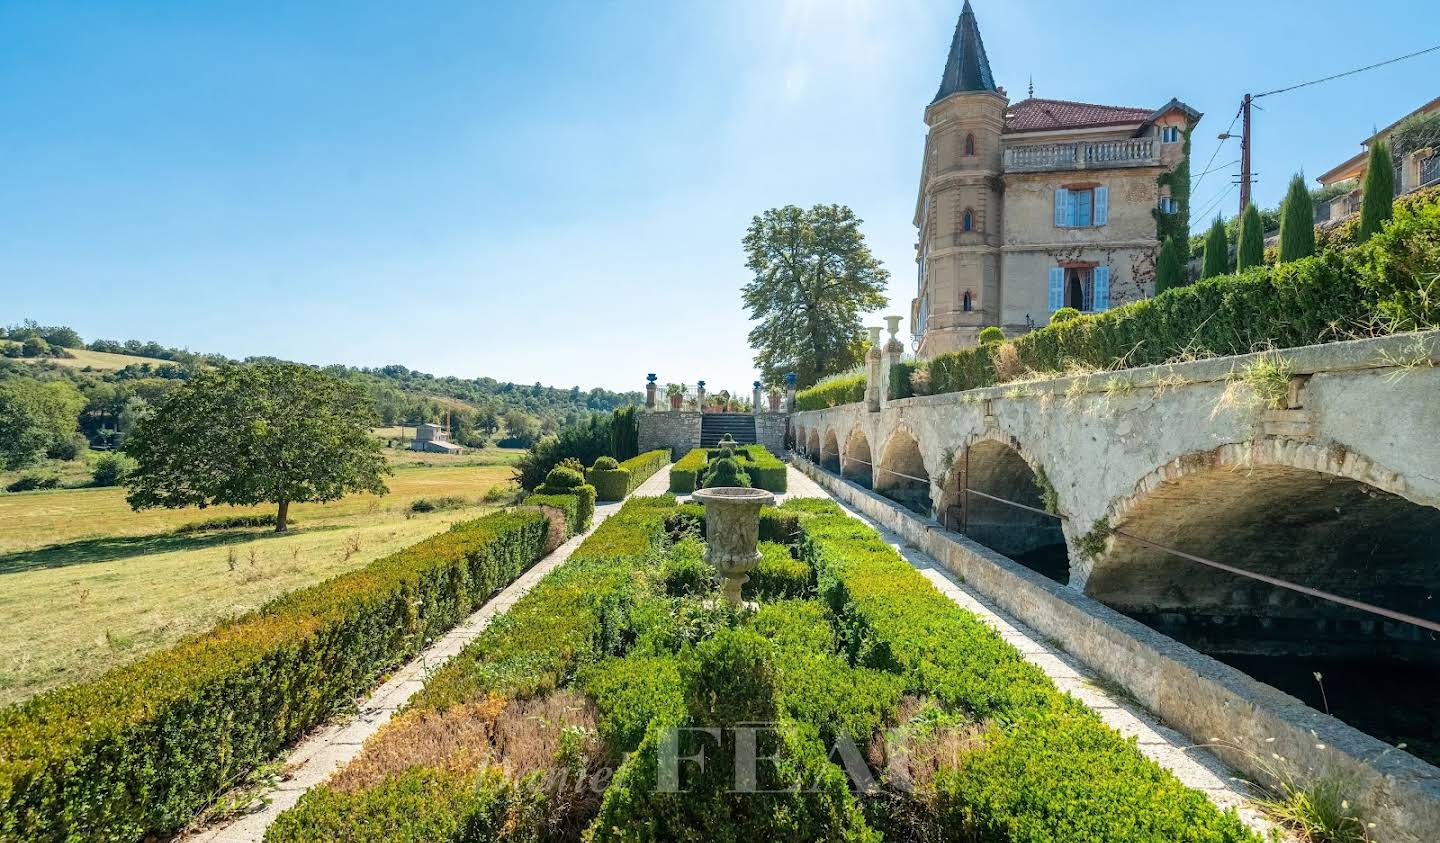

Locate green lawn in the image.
[0,463,515,705]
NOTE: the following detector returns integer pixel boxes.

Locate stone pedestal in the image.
[645,375,657,411]
[692,486,776,606]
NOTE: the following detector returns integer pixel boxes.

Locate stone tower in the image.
[914,0,1007,357]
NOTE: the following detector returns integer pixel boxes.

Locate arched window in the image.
[964,133,976,156]
[963,291,973,312]
[962,209,974,232]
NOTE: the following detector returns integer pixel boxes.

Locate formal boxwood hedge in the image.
[524,492,582,535]
[794,372,866,411]
[0,508,553,842]
[532,479,596,530]
[811,191,1440,404]
[587,448,669,501]
[670,445,788,494]
[790,499,1257,841]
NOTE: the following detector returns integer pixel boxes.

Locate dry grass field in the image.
[0,463,516,705]
[1,341,162,371]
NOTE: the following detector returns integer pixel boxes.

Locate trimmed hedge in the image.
[0,509,552,841]
[671,446,787,494]
[809,191,1440,404]
[587,449,669,501]
[525,492,582,535]
[668,448,709,494]
[788,500,1257,841]
[794,372,866,411]
[533,482,595,530]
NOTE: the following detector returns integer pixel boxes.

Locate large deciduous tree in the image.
[0,378,85,469]
[1278,173,1316,262]
[1357,138,1395,242]
[1236,202,1265,271]
[123,363,389,531]
[741,204,889,388]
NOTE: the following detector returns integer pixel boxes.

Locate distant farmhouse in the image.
[410,422,462,454]
[1316,96,1440,224]
[910,1,1200,357]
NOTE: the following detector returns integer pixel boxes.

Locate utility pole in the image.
[1238,93,1253,216]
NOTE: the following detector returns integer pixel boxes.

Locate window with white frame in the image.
[1054,186,1108,228]
[1160,125,1181,144]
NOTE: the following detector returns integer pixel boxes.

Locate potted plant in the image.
[767,386,782,411]
[666,383,685,410]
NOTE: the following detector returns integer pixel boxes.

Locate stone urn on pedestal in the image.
[691,486,776,607]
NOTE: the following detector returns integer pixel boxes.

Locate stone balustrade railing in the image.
[1004,138,1159,173]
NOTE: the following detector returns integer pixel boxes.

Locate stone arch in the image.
[1087,439,1440,660]
[875,426,932,516]
[964,132,976,156]
[842,426,873,489]
[821,428,841,473]
[938,433,1069,583]
[794,424,807,456]
[806,427,821,463]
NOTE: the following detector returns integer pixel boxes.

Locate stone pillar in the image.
[645,373,657,412]
[865,326,883,413]
[752,381,762,415]
[696,380,706,413]
[882,315,906,407]
[784,372,796,414]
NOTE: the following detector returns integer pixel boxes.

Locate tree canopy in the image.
[0,378,84,469]
[123,363,389,531]
[741,204,889,388]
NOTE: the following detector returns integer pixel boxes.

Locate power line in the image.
[1192,103,1243,194]
[1190,158,1240,182]
[1255,43,1440,99]
[1194,184,1237,223]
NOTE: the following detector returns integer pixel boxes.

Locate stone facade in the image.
[754,412,787,454]
[911,2,1198,357]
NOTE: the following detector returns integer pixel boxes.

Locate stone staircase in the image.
[700,414,757,447]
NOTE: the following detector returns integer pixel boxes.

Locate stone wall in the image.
[637,411,701,460]
[755,412,787,454]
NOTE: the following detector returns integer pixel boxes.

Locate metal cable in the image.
[795,451,1440,636]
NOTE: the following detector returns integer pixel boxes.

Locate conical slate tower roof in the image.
[933,0,996,103]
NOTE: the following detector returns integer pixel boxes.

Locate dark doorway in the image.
[1065,270,1084,311]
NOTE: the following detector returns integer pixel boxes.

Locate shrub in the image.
[0,509,550,841]
[44,433,87,461]
[543,465,584,489]
[409,495,469,513]
[1353,188,1440,331]
[794,372,866,411]
[889,359,919,400]
[587,449,668,502]
[977,326,1005,346]
[524,492,582,536]
[533,480,595,531]
[173,513,295,533]
[4,474,59,493]
[701,456,750,488]
[1048,306,1081,325]
[744,542,811,600]
[91,452,134,487]
[514,414,612,491]
[668,448,709,493]
[786,499,1257,841]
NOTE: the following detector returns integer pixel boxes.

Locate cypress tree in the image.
[1278,173,1316,262]
[1357,138,1395,242]
[1236,202,1265,271]
[1201,217,1229,279]
[1154,235,1185,293]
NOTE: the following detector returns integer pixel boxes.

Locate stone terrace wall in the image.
[638,411,701,460]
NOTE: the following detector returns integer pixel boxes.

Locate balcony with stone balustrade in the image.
[1003,138,1159,173]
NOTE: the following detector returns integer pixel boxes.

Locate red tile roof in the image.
[1004,98,1154,133]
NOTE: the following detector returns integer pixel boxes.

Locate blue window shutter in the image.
[1094,186,1109,226]
[1093,266,1111,311]
[1048,267,1064,312]
[1054,188,1069,227]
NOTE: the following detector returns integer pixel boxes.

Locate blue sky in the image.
[2,1,1436,394]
